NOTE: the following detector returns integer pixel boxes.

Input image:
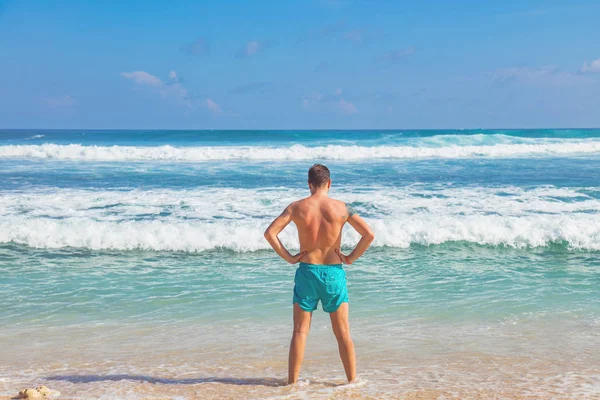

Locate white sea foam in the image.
[25,134,45,140]
[1,137,600,161]
[1,213,599,251]
[1,186,599,251]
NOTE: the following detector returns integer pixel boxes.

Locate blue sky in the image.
[1,0,599,129]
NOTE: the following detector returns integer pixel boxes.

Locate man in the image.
[264,164,375,384]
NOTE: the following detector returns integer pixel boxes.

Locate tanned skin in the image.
[264,178,375,384]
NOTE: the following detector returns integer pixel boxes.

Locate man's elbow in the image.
[365,230,375,242]
[263,229,274,241]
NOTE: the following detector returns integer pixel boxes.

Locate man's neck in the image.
[310,189,329,197]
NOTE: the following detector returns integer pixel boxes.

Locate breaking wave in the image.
[1,214,599,251]
[1,136,600,162]
[1,186,599,252]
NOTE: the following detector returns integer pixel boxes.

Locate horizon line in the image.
[2,127,600,132]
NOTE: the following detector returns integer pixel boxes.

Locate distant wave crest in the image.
[2,138,600,162]
[25,134,45,140]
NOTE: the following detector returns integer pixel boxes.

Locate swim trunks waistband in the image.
[299,262,343,269]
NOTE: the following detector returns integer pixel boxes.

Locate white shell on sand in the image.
[36,386,60,397]
[16,388,42,399]
[15,386,60,399]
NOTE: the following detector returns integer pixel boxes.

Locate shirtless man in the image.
[264,164,375,384]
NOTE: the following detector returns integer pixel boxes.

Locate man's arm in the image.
[335,204,375,265]
[264,204,306,264]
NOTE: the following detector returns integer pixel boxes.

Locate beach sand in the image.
[2,316,599,399]
[2,351,598,399]
[0,380,591,399]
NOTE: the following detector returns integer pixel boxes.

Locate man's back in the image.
[290,195,348,265]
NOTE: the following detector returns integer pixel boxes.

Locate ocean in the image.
[0,129,599,399]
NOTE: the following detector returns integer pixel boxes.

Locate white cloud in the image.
[121,71,162,86]
[39,95,76,110]
[581,59,600,73]
[497,8,550,18]
[493,66,592,86]
[341,28,383,45]
[163,83,188,101]
[380,47,415,62]
[302,93,323,108]
[181,37,210,56]
[245,41,261,56]
[301,22,380,46]
[205,98,223,116]
[236,40,273,58]
[299,20,345,42]
[337,98,358,114]
[302,89,357,115]
[228,81,270,95]
[121,70,190,106]
[121,70,232,117]
[343,29,363,44]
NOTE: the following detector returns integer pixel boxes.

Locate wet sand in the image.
[2,317,599,399]
[0,381,592,399]
[2,351,598,400]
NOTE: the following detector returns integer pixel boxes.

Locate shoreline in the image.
[1,375,596,399]
[2,348,598,399]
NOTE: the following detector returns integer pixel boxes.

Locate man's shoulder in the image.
[287,198,307,212]
[328,198,356,218]
[328,198,348,207]
[289,198,304,207]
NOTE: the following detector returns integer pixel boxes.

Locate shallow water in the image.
[1,245,599,398]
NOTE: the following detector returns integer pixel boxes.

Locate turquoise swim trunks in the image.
[293,262,349,313]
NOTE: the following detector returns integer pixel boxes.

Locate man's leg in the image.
[288,303,312,384]
[329,303,356,382]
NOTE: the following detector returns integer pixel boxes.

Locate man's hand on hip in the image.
[335,249,353,265]
[287,251,307,264]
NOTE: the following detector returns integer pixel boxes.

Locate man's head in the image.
[308,164,331,193]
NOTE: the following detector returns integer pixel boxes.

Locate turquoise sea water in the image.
[1,129,599,399]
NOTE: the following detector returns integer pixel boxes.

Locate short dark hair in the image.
[308,164,330,187]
